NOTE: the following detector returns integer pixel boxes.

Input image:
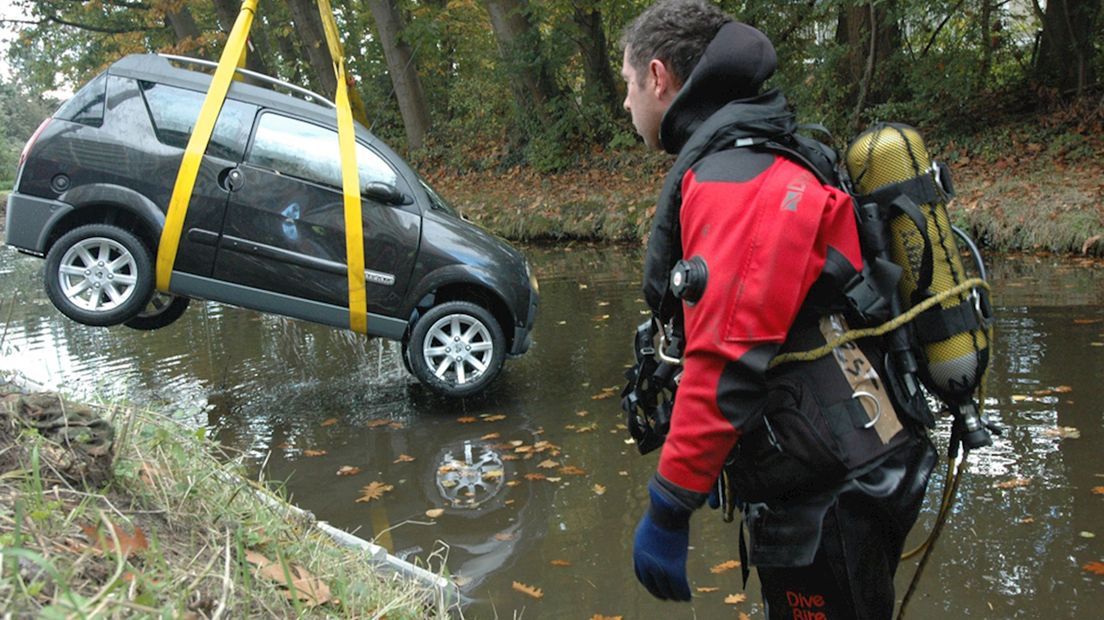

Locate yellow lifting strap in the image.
[156,0,369,334]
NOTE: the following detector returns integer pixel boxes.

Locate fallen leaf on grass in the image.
[710,559,741,573]
[303,449,327,457]
[246,550,332,607]
[355,482,394,503]
[724,593,748,604]
[425,508,445,519]
[80,521,148,557]
[336,466,362,477]
[993,478,1033,490]
[550,559,571,567]
[1084,561,1104,576]
[1042,426,1081,439]
[320,418,338,427]
[393,454,416,463]
[696,586,719,593]
[512,581,543,599]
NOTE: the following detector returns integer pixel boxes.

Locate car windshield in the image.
[418,177,458,217]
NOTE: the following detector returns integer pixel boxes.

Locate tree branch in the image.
[775,0,818,44]
[44,13,160,34]
[921,0,967,58]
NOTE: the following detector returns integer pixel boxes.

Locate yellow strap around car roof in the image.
[156,0,369,334]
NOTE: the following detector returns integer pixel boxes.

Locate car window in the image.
[139,82,256,161]
[55,73,107,127]
[246,112,401,194]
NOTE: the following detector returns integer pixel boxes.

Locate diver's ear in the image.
[647,59,680,100]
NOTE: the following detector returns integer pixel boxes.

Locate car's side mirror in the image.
[363,181,409,206]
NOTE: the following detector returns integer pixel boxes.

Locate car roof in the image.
[107,54,381,146]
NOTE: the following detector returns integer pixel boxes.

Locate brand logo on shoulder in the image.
[781,180,806,212]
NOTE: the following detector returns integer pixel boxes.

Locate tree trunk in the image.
[165,6,201,50]
[571,0,621,121]
[481,0,560,112]
[366,0,432,150]
[212,0,273,76]
[285,0,339,98]
[835,0,901,115]
[1036,0,1101,96]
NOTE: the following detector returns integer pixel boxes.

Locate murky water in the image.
[2,243,1102,618]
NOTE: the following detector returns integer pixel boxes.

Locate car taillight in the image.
[18,118,52,171]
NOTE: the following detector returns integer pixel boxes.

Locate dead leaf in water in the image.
[494,532,516,542]
[512,581,544,599]
[593,484,607,495]
[1042,426,1081,439]
[550,559,571,567]
[696,586,719,593]
[457,416,477,424]
[355,482,394,503]
[483,414,507,422]
[393,454,416,463]
[425,508,445,519]
[366,419,392,428]
[724,593,748,604]
[524,473,547,481]
[993,477,1032,490]
[303,449,327,457]
[1092,487,1104,495]
[590,616,622,620]
[1083,561,1104,576]
[559,465,586,476]
[336,466,362,477]
[1073,318,1103,325]
[538,459,560,469]
[481,432,501,440]
[710,559,742,573]
[320,418,338,427]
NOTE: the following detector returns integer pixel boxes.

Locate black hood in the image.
[659,21,778,154]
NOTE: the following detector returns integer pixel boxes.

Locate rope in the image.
[768,277,989,368]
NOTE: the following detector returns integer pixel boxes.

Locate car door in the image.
[212,111,422,318]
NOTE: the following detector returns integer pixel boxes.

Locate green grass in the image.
[0,390,453,618]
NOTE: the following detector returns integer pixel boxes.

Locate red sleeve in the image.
[656,156,861,494]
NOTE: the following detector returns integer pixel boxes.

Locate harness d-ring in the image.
[853,390,882,428]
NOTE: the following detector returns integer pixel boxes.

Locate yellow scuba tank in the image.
[845,123,993,447]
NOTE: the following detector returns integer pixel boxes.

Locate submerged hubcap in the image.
[57,237,139,312]
[422,313,494,385]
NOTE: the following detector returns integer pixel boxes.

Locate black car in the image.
[6,54,538,397]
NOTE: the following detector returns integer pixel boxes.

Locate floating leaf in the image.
[696,586,719,593]
[559,465,586,476]
[457,416,478,424]
[512,581,544,599]
[80,521,148,557]
[355,482,394,503]
[597,301,610,307]
[1020,517,1035,524]
[303,449,327,457]
[546,476,563,482]
[538,459,560,469]
[1092,487,1104,495]
[481,432,501,440]
[336,466,362,477]
[483,469,504,481]
[550,559,572,567]
[576,410,590,417]
[494,532,516,541]
[1073,318,1103,325]
[1084,561,1104,576]
[320,418,338,427]
[483,414,507,422]
[993,478,1032,490]
[724,593,748,604]
[739,613,753,620]
[1042,426,1081,439]
[591,387,619,400]
[515,445,533,453]
[366,419,392,428]
[425,508,445,519]
[590,616,622,620]
[593,484,607,495]
[393,454,416,463]
[710,559,742,574]
[506,480,522,487]
[509,440,525,447]
[524,473,547,481]
[1080,531,1096,539]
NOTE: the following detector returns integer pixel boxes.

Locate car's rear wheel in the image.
[45,224,154,327]
[408,301,506,398]
[124,292,190,331]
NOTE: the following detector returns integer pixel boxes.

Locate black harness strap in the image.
[913,300,982,345]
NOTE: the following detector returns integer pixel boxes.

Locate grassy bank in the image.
[423,111,1103,255]
[0,387,451,618]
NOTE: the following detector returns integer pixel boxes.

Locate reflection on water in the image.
[2,244,1103,617]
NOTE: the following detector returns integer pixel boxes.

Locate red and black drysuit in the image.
[637,22,936,619]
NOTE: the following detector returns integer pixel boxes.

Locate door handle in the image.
[219,167,245,192]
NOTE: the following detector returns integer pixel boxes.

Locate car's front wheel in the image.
[44,224,154,327]
[407,301,506,398]
[124,292,190,331]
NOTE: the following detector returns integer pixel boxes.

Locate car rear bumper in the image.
[5,192,73,255]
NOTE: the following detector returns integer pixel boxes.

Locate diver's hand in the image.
[632,485,692,601]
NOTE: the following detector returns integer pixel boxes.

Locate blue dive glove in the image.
[633,483,693,601]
